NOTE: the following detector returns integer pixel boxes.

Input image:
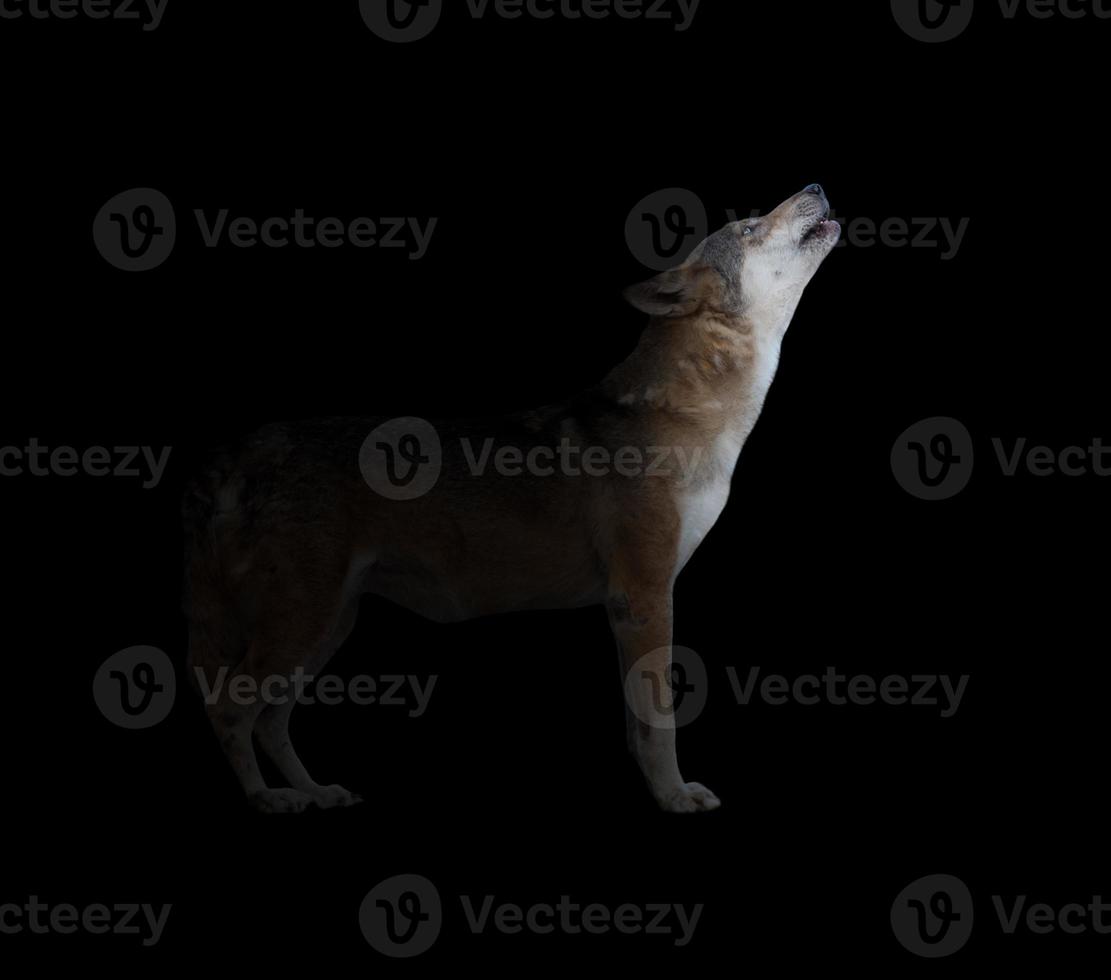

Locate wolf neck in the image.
[603,309,791,454]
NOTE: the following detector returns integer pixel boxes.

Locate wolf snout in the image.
[801,183,829,213]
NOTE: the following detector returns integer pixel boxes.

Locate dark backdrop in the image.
[1,0,1106,971]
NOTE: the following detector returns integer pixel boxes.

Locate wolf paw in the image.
[311,784,364,809]
[248,788,314,814]
[655,782,722,814]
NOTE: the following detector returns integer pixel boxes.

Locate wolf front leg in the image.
[607,583,720,813]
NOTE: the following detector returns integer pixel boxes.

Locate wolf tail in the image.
[181,450,246,696]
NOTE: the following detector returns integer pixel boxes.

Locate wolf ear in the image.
[623,267,704,318]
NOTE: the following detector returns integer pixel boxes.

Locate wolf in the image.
[183,184,840,814]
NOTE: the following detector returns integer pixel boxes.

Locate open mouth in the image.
[800,208,839,246]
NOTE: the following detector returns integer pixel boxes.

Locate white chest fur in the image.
[673,339,781,573]
[675,468,734,573]
[675,425,746,572]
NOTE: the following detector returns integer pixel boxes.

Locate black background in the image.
[1,0,1107,970]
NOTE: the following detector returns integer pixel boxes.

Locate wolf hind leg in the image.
[254,596,363,810]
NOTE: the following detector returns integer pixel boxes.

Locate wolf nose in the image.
[804,183,824,198]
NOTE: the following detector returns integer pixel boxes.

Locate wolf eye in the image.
[742,225,755,236]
